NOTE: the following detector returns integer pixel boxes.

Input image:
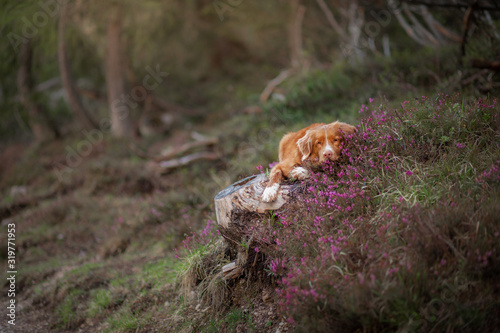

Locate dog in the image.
[261,121,356,202]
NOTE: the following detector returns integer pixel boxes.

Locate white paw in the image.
[290,167,309,180]
[262,184,279,202]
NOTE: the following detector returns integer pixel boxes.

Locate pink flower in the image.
[406,170,413,176]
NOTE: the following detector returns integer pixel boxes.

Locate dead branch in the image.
[461,69,491,85]
[389,0,433,47]
[389,0,464,47]
[259,68,295,102]
[419,5,462,42]
[222,261,242,280]
[158,151,219,173]
[405,4,440,45]
[316,0,348,41]
[129,133,218,162]
[156,136,218,162]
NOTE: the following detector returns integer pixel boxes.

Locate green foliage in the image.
[142,257,181,287]
[267,64,357,125]
[56,289,84,329]
[103,306,140,333]
[87,289,114,318]
[206,307,257,332]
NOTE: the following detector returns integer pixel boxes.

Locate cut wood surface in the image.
[214,174,298,229]
[214,174,302,279]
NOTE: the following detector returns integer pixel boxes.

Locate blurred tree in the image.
[58,1,99,130]
[106,3,135,138]
[17,41,59,142]
[315,0,366,59]
[289,0,307,69]
[388,0,462,47]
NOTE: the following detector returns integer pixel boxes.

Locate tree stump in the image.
[214,174,301,280]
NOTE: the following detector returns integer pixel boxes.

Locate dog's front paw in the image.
[291,167,309,180]
[262,184,279,202]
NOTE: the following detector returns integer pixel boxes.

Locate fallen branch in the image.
[129,132,218,162]
[222,261,242,281]
[156,136,218,162]
[158,151,219,173]
[259,68,295,102]
[461,69,491,85]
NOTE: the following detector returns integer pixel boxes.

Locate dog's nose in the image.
[323,150,333,159]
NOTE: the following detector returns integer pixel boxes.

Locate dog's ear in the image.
[338,122,357,136]
[297,131,313,161]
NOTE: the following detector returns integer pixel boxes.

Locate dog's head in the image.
[296,121,356,163]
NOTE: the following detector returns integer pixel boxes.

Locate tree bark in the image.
[214,174,301,279]
[289,0,306,69]
[106,5,135,138]
[58,2,98,130]
[17,42,59,142]
[214,174,297,229]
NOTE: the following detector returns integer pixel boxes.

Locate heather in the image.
[178,94,500,332]
[261,95,500,331]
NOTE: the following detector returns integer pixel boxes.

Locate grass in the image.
[56,288,84,329]
[103,306,140,332]
[205,307,257,333]
[87,289,115,318]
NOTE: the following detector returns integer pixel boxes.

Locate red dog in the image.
[262,121,356,202]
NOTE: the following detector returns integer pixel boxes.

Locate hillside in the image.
[1,59,499,332]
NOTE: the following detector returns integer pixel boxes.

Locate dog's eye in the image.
[334,139,338,142]
[317,141,322,145]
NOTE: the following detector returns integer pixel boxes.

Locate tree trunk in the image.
[214,174,301,280]
[17,42,59,142]
[58,2,98,130]
[215,174,296,229]
[288,0,306,69]
[106,5,135,138]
